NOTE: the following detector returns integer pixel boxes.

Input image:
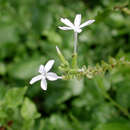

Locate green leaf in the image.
[5,87,27,108]
[21,97,40,120]
[0,62,6,75]
[0,107,7,118]
[44,80,83,111]
[92,103,117,124]
[116,85,130,108]
[72,79,103,109]
[68,79,84,96]
[94,122,130,130]
[128,0,130,8]
[41,12,53,30]
[43,30,62,45]
[8,58,43,79]
[0,83,7,101]
[0,24,18,43]
[42,114,73,130]
[22,120,34,130]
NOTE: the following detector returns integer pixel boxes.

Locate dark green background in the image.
[0,0,130,129]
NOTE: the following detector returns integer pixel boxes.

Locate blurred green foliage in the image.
[0,0,130,129]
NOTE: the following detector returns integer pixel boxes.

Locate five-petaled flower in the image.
[59,14,95,33]
[30,60,62,90]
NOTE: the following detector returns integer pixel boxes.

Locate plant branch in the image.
[95,76,130,118]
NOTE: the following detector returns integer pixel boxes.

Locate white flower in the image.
[59,14,95,33]
[29,60,62,90]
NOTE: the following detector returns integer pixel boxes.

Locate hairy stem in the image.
[72,53,77,69]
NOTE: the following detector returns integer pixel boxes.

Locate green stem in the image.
[95,76,130,118]
[105,92,130,118]
[69,112,81,129]
[56,46,69,66]
[72,53,77,69]
[72,32,78,68]
[74,32,78,53]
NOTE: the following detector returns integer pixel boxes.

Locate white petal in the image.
[80,20,95,28]
[41,78,47,90]
[59,26,73,30]
[60,18,74,29]
[74,14,81,27]
[38,65,45,73]
[47,72,61,81]
[30,75,42,84]
[45,60,55,72]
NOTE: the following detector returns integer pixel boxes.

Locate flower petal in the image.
[47,72,61,81]
[60,18,74,29]
[45,60,55,72]
[80,20,95,28]
[74,14,81,27]
[59,26,73,30]
[41,78,47,90]
[38,65,45,74]
[30,75,42,84]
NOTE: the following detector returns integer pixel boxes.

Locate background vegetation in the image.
[0,0,130,129]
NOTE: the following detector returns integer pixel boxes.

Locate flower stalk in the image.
[58,14,95,69]
[72,32,78,68]
[56,46,69,66]
[72,53,77,69]
[74,32,78,54]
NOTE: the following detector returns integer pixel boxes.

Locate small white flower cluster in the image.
[59,14,95,53]
[59,14,95,33]
[30,14,95,91]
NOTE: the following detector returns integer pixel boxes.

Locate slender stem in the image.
[72,53,77,69]
[56,46,69,66]
[69,112,81,129]
[74,32,78,54]
[104,92,130,118]
[95,76,130,118]
[72,32,78,68]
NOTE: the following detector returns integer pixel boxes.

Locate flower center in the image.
[42,71,47,77]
